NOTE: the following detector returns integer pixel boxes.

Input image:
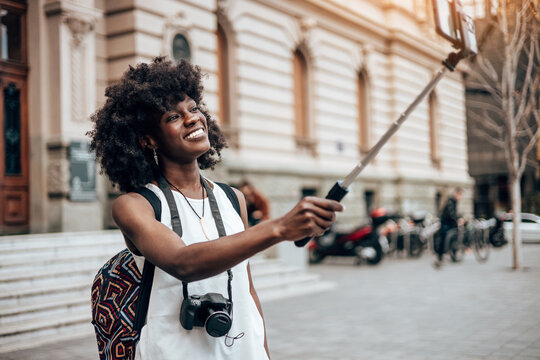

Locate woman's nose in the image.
[184,111,199,126]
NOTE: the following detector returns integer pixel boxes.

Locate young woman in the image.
[88,57,342,359]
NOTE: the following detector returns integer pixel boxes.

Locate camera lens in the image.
[205,310,232,337]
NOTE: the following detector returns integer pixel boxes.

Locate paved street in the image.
[2,244,540,360]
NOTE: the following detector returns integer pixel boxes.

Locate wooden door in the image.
[0,0,28,234]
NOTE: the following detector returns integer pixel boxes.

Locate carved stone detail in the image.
[47,142,70,197]
[47,158,70,196]
[300,17,317,32]
[64,15,95,47]
[70,42,84,122]
[162,11,194,59]
[62,13,95,122]
[217,0,242,23]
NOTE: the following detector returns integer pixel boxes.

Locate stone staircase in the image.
[0,231,334,353]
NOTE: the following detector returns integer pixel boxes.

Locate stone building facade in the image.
[463,2,540,218]
[1,0,473,241]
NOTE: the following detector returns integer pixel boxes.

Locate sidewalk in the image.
[2,244,540,360]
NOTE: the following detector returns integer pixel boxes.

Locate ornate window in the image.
[293,48,310,140]
[1,8,22,62]
[216,13,239,148]
[171,33,190,62]
[357,70,370,154]
[4,82,20,175]
[429,91,441,167]
[217,22,230,127]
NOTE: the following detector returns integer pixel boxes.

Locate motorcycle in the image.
[308,208,395,265]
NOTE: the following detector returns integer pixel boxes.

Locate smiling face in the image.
[150,95,211,166]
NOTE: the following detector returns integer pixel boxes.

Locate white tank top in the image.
[131,180,268,360]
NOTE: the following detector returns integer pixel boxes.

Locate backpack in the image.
[91,182,241,360]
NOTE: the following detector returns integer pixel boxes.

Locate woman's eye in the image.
[166,115,179,122]
[190,106,199,112]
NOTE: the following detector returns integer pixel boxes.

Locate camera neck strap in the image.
[157,175,233,301]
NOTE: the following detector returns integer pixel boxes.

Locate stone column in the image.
[43,1,102,232]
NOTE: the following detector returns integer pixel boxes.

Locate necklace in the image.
[165,177,212,241]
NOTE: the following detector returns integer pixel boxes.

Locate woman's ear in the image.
[138,135,157,150]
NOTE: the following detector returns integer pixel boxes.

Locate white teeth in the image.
[185,129,204,139]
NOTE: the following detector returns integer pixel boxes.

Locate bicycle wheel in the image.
[408,231,424,258]
[308,248,325,264]
[490,229,507,247]
[448,230,465,262]
[355,237,384,265]
[473,230,490,263]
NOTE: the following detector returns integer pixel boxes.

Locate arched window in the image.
[357,71,369,154]
[429,91,440,167]
[171,33,190,62]
[293,48,310,140]
[216,16,238,147]
[217,22,230,127]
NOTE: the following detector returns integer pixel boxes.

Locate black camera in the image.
[180,292,233,337]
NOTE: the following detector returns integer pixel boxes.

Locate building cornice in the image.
[223,156,474,186]
[44,1,103,20]
[44,1,103,47]
[254,0,454,66]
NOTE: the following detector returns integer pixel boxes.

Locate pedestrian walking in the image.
[238,180,271,226]
[434,187,464,268]
[87,57,343,359]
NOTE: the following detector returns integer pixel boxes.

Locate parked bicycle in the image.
[443,218,497,263]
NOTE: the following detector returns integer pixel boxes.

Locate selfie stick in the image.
[295,51,467,247]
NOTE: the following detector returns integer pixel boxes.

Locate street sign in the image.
[69,141,96,201]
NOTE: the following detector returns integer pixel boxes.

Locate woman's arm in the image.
[113,190,342,283]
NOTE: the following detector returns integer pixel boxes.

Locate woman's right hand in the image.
[275,196,344,241]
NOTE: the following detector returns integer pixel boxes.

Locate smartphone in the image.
[433,0,459,44]
[455,1,478,55]
[432,0,478,55]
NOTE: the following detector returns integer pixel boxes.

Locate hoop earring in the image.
[153,148,159,166]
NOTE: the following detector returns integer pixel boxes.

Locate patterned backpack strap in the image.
[216,182,241,217]
[133,187,162,331]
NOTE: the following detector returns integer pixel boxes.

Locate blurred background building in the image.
[0,0,479,352]
[1,0,473,238]
[462,0,540,218]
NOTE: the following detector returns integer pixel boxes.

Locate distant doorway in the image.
[301,187,317,198]
[364,190,375,215]
[0,0,28,234]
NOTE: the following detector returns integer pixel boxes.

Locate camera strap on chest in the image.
[156,175,233,300]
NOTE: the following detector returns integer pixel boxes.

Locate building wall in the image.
[214,0,472,225]
[465,17,539,218]
[27,0,103,233]
[24,0,473,244]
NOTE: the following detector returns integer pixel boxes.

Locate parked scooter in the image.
[391,211,438,258]
[308,208,394,265]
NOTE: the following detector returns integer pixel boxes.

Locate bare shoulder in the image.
[112,192,155,230]
[231,187,249,227]
[232,187,246,203]
[112,192,151,212]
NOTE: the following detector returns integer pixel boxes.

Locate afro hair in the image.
[87,57,227,192]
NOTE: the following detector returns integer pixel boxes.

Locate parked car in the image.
[503,213,540,243]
